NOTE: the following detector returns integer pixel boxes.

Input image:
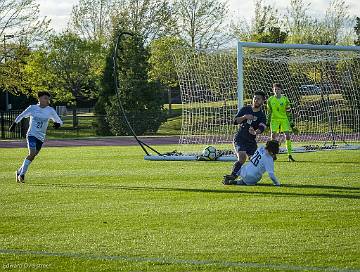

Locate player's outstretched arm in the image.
[9,106,33,132]
[50,108,63,129]
[268,172,280,186]
[14,106,33,124]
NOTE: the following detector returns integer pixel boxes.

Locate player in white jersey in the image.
[223,140,281,186]
[9,91,63,183]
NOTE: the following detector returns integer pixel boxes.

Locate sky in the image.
[36,0,360,33]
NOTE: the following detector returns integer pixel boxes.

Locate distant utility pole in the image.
[3,34,15,111]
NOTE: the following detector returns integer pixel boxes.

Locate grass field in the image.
[0,145,359,272]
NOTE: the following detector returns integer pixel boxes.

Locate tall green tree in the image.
[96,31,166,136]
[355,17,360,45]
[148,36,187,88]
[0,0,51,100]
[24,32,105,104]
[0,45,31,95]
[174,0,231,50]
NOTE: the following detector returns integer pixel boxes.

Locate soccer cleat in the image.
[18,174,25,183]
[15,170,25,183]
[15,171,19,183]
[288,155,295,162]
[223,174,237,185]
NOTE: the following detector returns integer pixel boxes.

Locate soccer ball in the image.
[201,146,217,161]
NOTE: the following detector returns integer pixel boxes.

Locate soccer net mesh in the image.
[146,43,360,160]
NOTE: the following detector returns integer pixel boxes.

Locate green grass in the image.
[0,145,359,272]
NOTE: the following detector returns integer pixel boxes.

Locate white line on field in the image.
[0,249,359,272]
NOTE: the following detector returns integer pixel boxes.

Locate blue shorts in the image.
[27,136,43,151]
[233,140,257,157]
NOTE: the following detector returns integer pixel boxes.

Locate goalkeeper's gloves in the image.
[53,122,61,129]
[9,122,16,132]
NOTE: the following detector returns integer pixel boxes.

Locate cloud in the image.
[227,0,360,21]
[37,0,359,33]
[36,0,77,32]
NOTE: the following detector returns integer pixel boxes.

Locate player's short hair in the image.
[265,140,280,154]
[273,83,283,89]
[37,91,51,98]
[254,91,266,100]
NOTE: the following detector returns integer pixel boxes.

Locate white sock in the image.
[19,159,32,176]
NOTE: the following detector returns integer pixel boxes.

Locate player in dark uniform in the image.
[223,91,267,184]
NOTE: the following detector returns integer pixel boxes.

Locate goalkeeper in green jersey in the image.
[267,83,296,162]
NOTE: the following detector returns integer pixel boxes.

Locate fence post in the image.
[1,112,4,139]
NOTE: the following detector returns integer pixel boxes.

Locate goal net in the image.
[145,42,360,161]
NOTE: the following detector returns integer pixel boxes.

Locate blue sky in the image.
[36,0,360,33]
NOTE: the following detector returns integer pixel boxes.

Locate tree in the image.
[284,0,313,44]
[148,36,187,88]
[24,32,106,105]
[0,45,31,95]
[322,0,350,44]
[0,0,51,99]
[285,0,351,45]
[96,31,166,135]
[148,36,188,114]
[174,0,231,50]
[231,0,287,43]
[354,17,360,45]
[112,0,177,43]
[69,0,177,44]
[68,0,113,42]
[0,0,50,51]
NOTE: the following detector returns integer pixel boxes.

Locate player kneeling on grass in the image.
[223,140,281,186]
[9,91,63,183]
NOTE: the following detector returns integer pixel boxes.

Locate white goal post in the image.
[145,41,360,161]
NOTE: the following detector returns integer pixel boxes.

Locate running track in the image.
[0,136,180,148]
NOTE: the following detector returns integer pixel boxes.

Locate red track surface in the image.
[0,136,180,148]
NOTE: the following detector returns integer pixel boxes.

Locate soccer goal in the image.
[145,41,360,161]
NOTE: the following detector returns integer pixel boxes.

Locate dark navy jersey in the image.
[234,106,266,144]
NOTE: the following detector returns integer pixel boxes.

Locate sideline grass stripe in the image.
[0,249,359,272]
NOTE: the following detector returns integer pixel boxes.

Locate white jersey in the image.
[15,104,63,142]
[238,146,279,185]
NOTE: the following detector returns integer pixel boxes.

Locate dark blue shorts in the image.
[27,136,43,151]
[233,140,257,157]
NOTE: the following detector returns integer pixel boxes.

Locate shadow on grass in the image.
[278,160,360,164]
[257,183,360,191]
[28,183,360,200]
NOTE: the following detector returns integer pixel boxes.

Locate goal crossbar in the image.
[238,42,360,52]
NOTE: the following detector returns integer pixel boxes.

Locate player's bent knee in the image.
[237,151,247,162]
[27,149,38,160]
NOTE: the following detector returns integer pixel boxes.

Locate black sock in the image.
[231,161,243,176]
